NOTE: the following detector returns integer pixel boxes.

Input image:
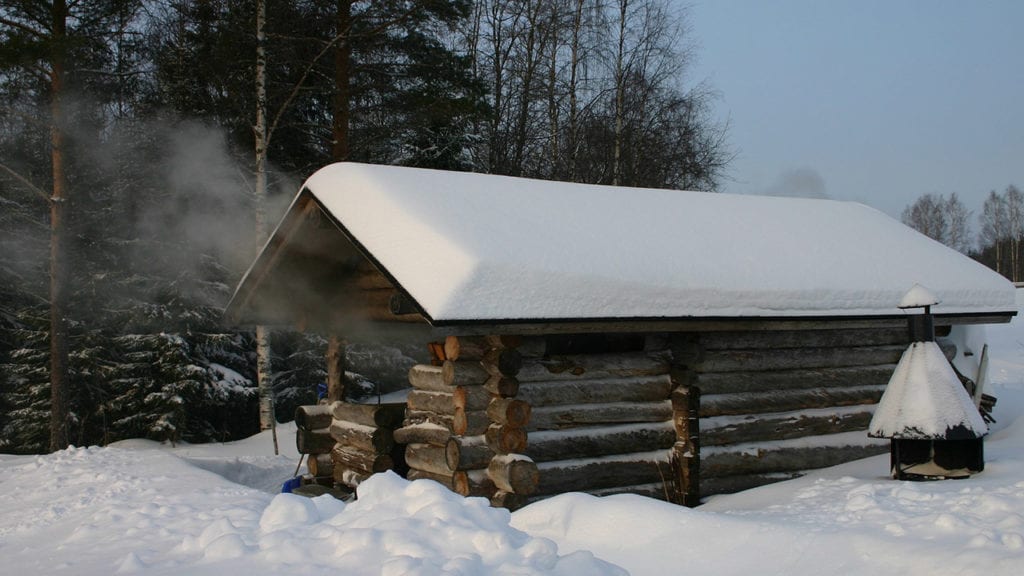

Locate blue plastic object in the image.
[316,382,328,400]
[281,476,302,493]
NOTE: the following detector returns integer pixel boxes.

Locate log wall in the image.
[314,324,943,507]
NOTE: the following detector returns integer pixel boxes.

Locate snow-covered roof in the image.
[229,163,1016,326]
[868,341,988,439]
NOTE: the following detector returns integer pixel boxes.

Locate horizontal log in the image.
[406,469,470,496]
[688,364,897,395]
[486,424,528,454]
[454,408,491,436]
[333,464,371,488]
[527,401,673,431]
[296,428,335,455]
[701,406,876,447]
[534,451,670,494]
[393,423,451,446]
[481,348,524,377]
[444,335,546,361]
[516,374,673,406]
[487,398,532,428]
[491,490,528,511]
[294,404,333,431]
[699,328,909,351]
[331,401,406,429]
[587,482,670,501]
[697,385,886,417]
[407,390,456,415]
[700,472,804,497]
[330,444,394,475]
[488,455,539,495]
[515,352,669,383]
[351,288,426,324]
[483,375,520,398]
[693,341,954,374]
[427,341,446,363]
[700,432,888,478]
[307,453,334,477]
[408,364,451,392]
[446,436,495,471]
[444,360,493,386]
[405,409,454,431]
[329,420,395,455]
[405,442,453,476]
[352,269,394,290]
[527,422,676,463]
[453,385,492,411]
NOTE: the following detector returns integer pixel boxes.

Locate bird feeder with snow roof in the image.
[868,284,989,480]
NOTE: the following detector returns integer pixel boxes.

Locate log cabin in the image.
[226,162,1016,508]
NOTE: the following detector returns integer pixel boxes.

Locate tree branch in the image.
[0,161,52,205]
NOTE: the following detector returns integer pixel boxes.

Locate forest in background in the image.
[0,0,729,453]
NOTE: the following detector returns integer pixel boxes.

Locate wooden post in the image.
[671,383,701,507]
[326,335,346,402]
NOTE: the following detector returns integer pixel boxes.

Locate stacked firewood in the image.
[395,335,541,509]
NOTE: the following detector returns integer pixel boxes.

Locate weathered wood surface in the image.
[488,456,539,495]
[406,469,470,496]
[407,390,457,415]
[481,349,524,376]
[330,444,394,475]
[515,375,672,406]
[444,360,492,387]
[514,352,669,383]
[483,375,520,398]
[485,424,528,454]
[453,385,492,411]
[326,336,346,402]
[699,328,909,351]
[454,408,491,436]
[700,472,805,497]
[486,398,532,428]
[692,341,955,374]
[405,442,454,476]
[307,453,334,477]
[408,364,450,391]
[444,335,545,361]
[352,268,393,290]
[688,364,896,395]
[329,420,395,454]
[404,409,455,431]
[527,401,673,431]
[393,423,451,446]
[700,407,876,447]
[700,434,888,478]
[534,452,669,494]
[671,386,701,507]
[698,385,886,417]
[296,428,335,455]
[332,464,370,488]
[526,422,676,463]
[294,404,333,431]
[445,436,495,471]
[491,490,528,511]
[693,345,908,373]
[331,401,405,428]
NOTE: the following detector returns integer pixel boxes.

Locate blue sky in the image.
[686,0,1023,221]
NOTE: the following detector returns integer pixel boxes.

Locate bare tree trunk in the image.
[332,0,352,161]
[255,0,278,452]
[567,0,584,182]
[612,0,628,186]
[49,0,70,452]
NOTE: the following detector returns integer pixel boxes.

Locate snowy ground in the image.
[4,311,1024,575]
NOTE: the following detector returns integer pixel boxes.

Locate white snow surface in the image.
[296,162,1014,320]
[6,295,1024,575]
[898,283,940,309]
[869,341,989,439]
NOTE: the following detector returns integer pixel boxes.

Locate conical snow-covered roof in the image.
[868,341,988,440]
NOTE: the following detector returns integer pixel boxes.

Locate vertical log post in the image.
[671,381,701,507]
[326,335,347,402]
